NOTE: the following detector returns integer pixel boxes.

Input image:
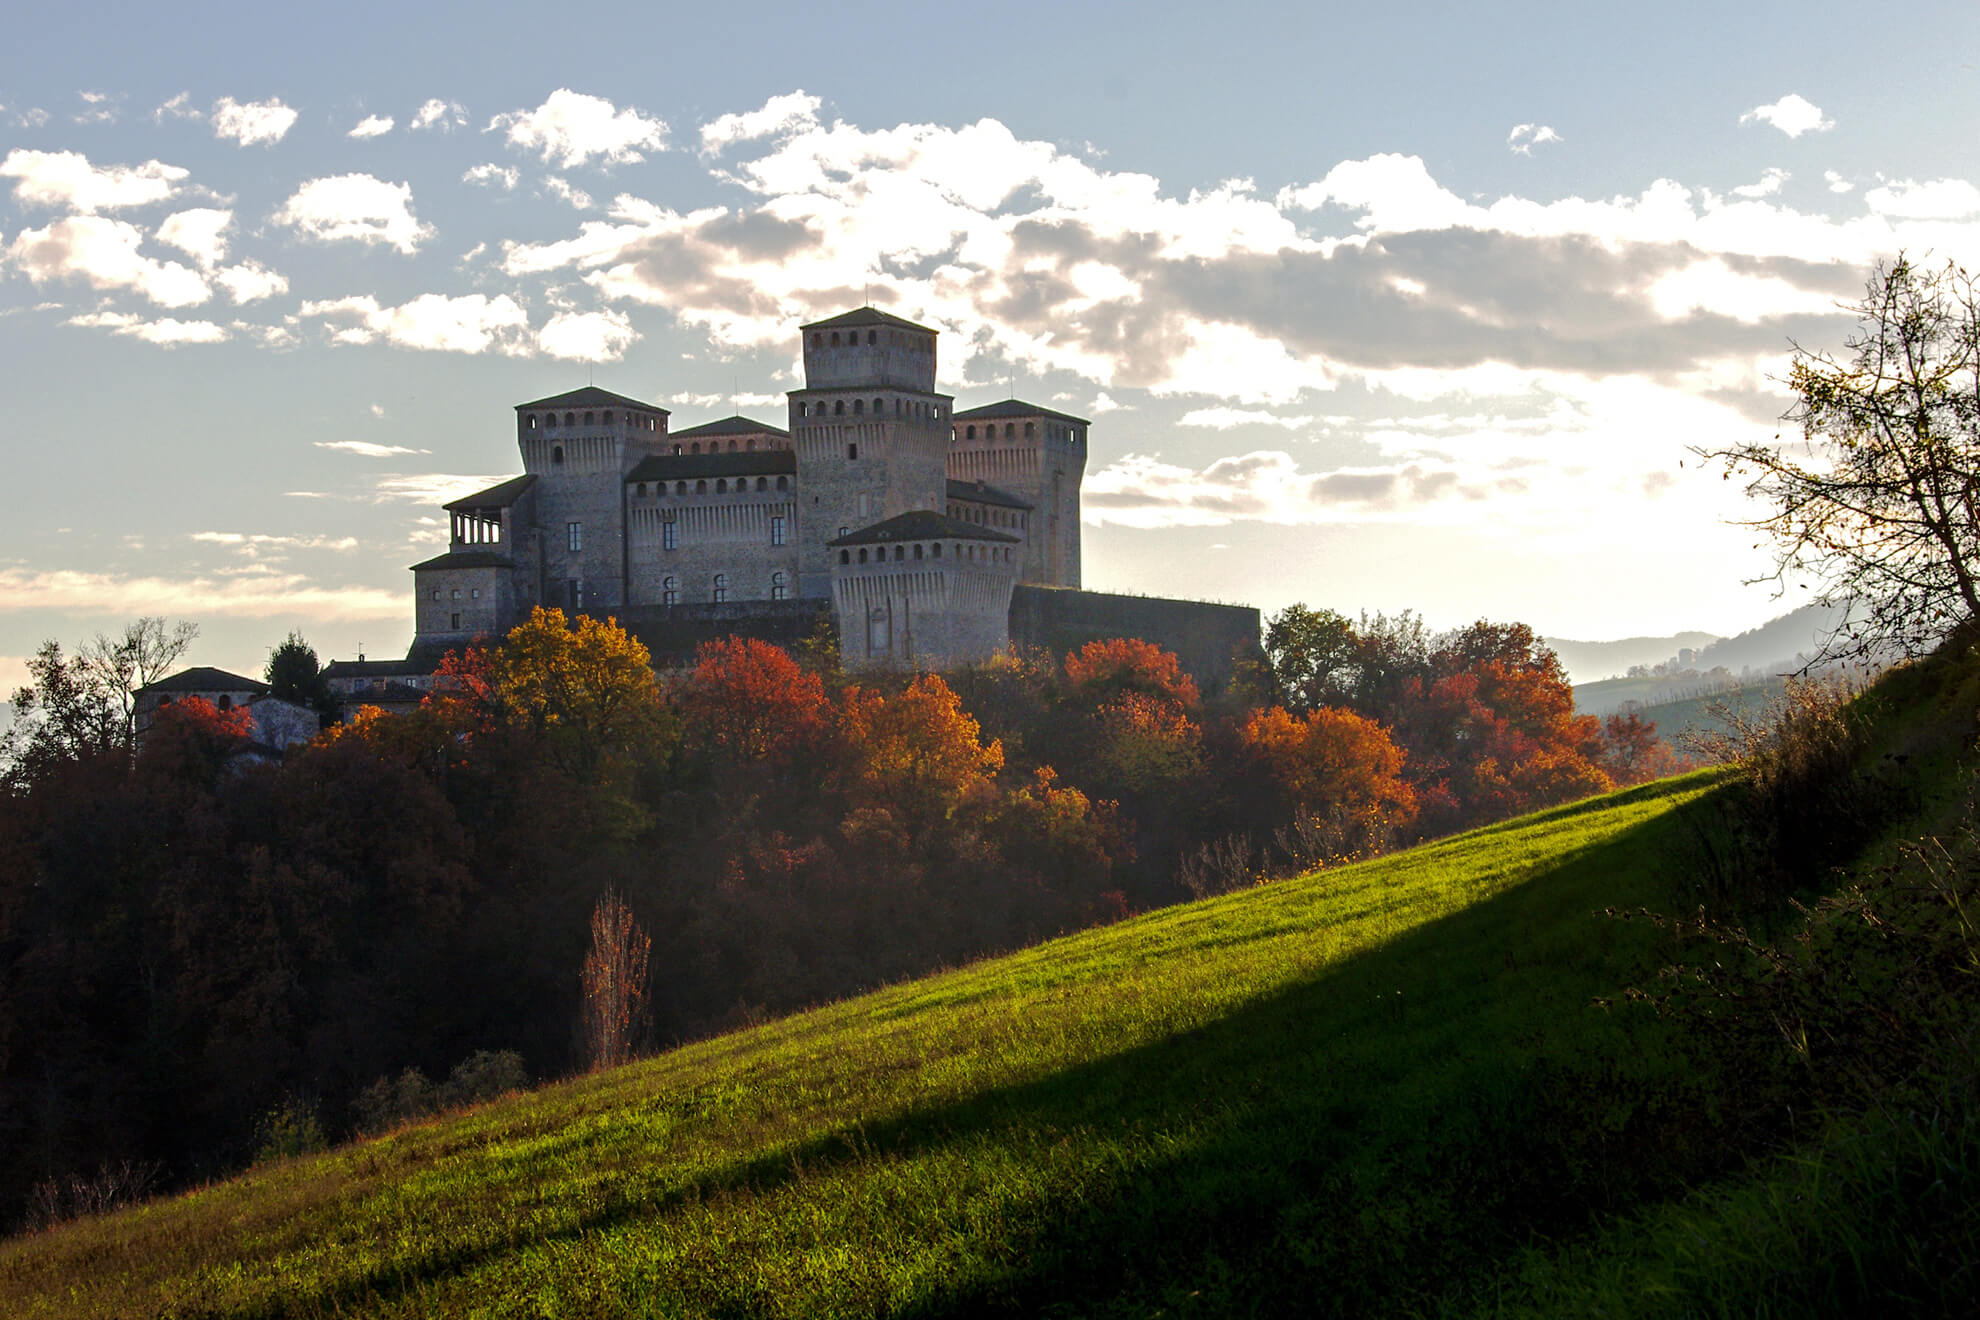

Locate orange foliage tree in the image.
[581,888,651,1072]
[1062,637,1202,709]
[1240,705,1417,859]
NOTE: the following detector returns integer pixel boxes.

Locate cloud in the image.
[189,530,358,553]
[369,473,511,504]
[348,113,394,139]
[700,91,822,154]
[74,91,118,125]
[153,92,200,122]
[1082,451,1479,528]
[1506,123,1562,155]
[231,318,299,348]
[156,207,232,267]
[273,174,433,253]
[65,310,229,344]
[536,308,637,360]
[213,260,288,303]
[1825,170,1854,194]
[210,96,299,146]
[316,439,426,458]
[463,163,519,189]
[1731,167,1789,198]
[0,567,401,620]
[1863,177,1980,220]
[411,98,467,131]
[541,176,594,209]
[1740,93,1834,138]
[0,148,189,211]
[300,292,530,354]
[1176,407,1315,430]
[488,89,668,167]
[11,106,50,129]
[8,216,209,306]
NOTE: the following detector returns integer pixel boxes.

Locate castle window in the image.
[696,480,707,493]
[584,411,595,425]
[770,515,786,546]
[663,520,678,550]
[527,415,537,429]
[636,482,647,496]
[873,397,882,413]
[675,481,686,495]
[1005,424,1015,438]
[831,332,840,346]
[838,550,849,564]
[1025,422,1034,437]
[965,425,975,440]
[451,588,460,600]
[756,477,767,491]
[853,399,863,416]
[602,411,613,424]
[847,443,858,460]
[712,574,728,603]
[728,440,738,452]
[564,412,574,426]
[812,333,821,348]
[449,613,461,630]
[552,445,564,465]
[471,588,481,599]
[716,479,728,493]
[663,575,677,606]
[567,522,582,552]
[858,549,868,563]
[747,438,757,451]
[913,543,923,559]
[893,545,904,561]
[867,330,876,345]
[838,526,848,538]
[777,476,789,491]
[933,543,941,558]
[691,443,702,454]
[771,571,788,600]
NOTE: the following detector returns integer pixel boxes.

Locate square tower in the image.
[949,400,1088,588]
[513,386,671,613]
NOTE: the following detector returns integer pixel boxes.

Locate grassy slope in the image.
[0,774,1725,1318]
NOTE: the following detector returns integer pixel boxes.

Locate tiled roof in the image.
[829,511,1019,547]
[801,306,936,335]
[515,385,668,414]
[671,414,790,441]
[443,473,537,511]
[626,450,797,483]
[142,666,268,695]
[953,398,1090,426]
[410,549,514,571]
[946,478,1033,511]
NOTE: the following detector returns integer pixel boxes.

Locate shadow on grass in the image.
[218,785,1723,1319]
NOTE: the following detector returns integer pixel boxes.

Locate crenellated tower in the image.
[949,400,1088,588]
[788,308,955,598]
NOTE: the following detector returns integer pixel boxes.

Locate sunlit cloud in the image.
[66,310,229,344]
[463,163,519,189]
[9,216,209,306]
[1506,123,1562,155]
[274,174,433,254]
[300,292,530,353]
[348,113,394,139]
[536,308,636,360]
[487,89,668,167]
[1740,93,1833,138]
[0,148,188,211]
[410,98,467,132]
[0,567,401,619]
[209,96,299,147]
[315,439,428,458]
[156,207,232,267]
[700,90,821,154]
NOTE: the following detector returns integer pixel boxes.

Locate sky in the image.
[2,0,1977,690]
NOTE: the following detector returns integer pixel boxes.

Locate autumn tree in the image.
[672,636,833,801]
[1262,605,1361,714]
[3,618,198,778]
[835,674,1003,832]
[1241,705,1417,858]
[1062,637,1202,710]
[1702,255,1980,660]
[482,608,670,781]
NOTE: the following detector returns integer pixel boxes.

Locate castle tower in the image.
[788,309,954,598]
[512,386,672,614]
[949,400,1088,588]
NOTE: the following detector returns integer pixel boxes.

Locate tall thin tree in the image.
[581,889,651,1072]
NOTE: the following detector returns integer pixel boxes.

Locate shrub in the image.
[252,1095,327,1165]
[353,1050,529,1135]
[22,1160,164,1231]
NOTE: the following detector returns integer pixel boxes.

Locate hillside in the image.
[1543,629,1719,684]
[6,636,1977,1317]
[1,772,1726,1316]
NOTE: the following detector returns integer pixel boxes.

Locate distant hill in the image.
[1689,602,1845,676]
[1543,631,1719,684]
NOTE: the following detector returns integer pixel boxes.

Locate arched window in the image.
[672,443,682,455]
[564,412,574,426]
[691,443,701,454]
[867,329,876,345]
[715,479,727,493]
[725,440,736,452]
[712,573,728,603]
[913,543,923,559]
[584,411,595,425]
[777,476,789,491]
[771,571,788,600]
[663,575,677,606]
[853,399,864,416]
[966,425,976,440]
[552,445,564,465]
[636,482,647,496]
[1005,424,1016,438]
[746,438,757,451]
[834,400,845,415]
[811,333,822,348]
[839,550,849,564]
[872,397,883,413]
[893,545,904,561]
[602,411,613,424]
[527,415,538,429]
[858,548,869,563]
[217,694,232,711]
[933,542,942,558]
[1024,422,1034,437]
[675,481,686,494]
[696,480,707,493]
[831,331,841,346]
[756,477,767,491]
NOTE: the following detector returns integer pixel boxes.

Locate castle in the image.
[327,305,1259,699]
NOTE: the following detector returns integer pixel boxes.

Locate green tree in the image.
[264,631,335,720]
[1702,255,1980,660]
[1262,605,1360,714]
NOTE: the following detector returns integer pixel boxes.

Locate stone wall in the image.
[617,599,832,668]
[1007,585,1262,693]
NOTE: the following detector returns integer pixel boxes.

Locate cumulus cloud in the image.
[300,292,530,354]
[1863,177,1980,220]
[1825,170,1854,194]
[411,98,467,131]
[369,473,512,504]
[463,163,519,189]
[700,91,822,154]
[210,96,299,146]
[348,113,394,139]
[1177,407,1315,430]
[1083,451,1484,528]
[213,260,288,303]
[8,216,209,306]
[0,148,188,211]
[156,207,232,267]
[0,567,401,620]
[274,174,433,254]
[488,89,668,167]
[536,308,636,360]
[65,310,229,345]
[541,176,594,209]
[153,92,200,122]
[1741,93,1834,138]
[190,531,358,553]
[74,91,118,125]
[1506,123,1562,155]
[316,439,427,458]
[1732,167,1789,198]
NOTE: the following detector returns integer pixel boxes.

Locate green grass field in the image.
[0,769,1738,1318]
